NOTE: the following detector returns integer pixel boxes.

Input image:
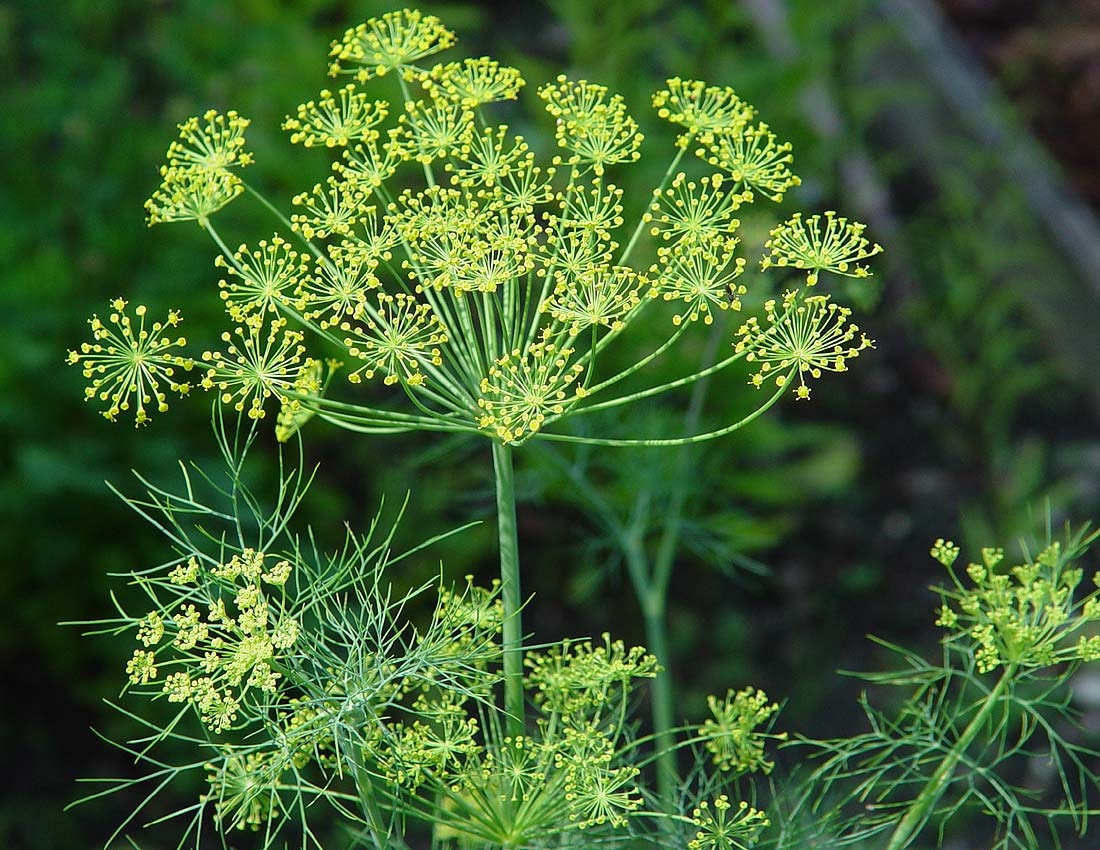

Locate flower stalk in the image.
[884,666,1014,850]
[492,440,525,738]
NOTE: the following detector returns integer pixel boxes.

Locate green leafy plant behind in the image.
[65,8,1100,850]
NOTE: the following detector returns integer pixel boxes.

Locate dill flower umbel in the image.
[761,210,883,285]
[78,11,882,438]
[932,536,1100,672]
[700,686,783,774]
[67,299,191,425]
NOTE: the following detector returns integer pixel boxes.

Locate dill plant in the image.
[64,8,1100,850]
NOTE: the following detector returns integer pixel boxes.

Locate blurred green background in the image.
[5,0,1100,847]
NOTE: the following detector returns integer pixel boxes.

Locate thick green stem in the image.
[492,441,525,738]
[642,319,724,806]
[884,668,1014,850]
[641,589,678,805]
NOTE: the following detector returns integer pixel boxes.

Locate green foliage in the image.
[791,526,1100,850]
[14,3,1100,850]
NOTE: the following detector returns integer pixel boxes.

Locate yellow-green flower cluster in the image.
[699,122,800,203]
[215,235,309,319]
[477,339,586,443]
[932,539,1100,673]
[540,76,644,175]
[735,291,874,400]
[653,234,747,325]
[420,57,525,107]
[129,550,300,733]
[328,9,456,81]
[700,686,783,774]
[282,84,389,148]
[67,299,191,425]
[689,795,770,850]
[375,634,657,842]
[83,6,881,445]
[145,109,253,225]
[761,210,883,285]
[525,634,661,719]
[200,316,308,419]
[652,78,756,146]
[343,291,447,386]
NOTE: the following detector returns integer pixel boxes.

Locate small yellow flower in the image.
[735,291,873,400]
[654,234,747,325]
[67,299,191,425]
[126,650,158,685]
[699,122,800,203]
[166,109,253,173]
[422,57,525,107]
[689,795,769,850]
[328,9,456,81]
[540,76,644,175]
[200,316,308,419]
[477,338,585,444]
[335,128,405,190]
[544,265,650,334]
[283,84,389,148]
[761,210,882,285]
[652,78,756,146]
[342,292,447,386]
[700,687,781,774]
[554,180,625,237]
[215,235,309,319]
[301,246,380,328]
[645,172,746,243]
[397,98,474,165]
[291,177,367,241]
[145,165,244,226]
[446,124,530,189]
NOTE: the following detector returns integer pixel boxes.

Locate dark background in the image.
[5,0,1100,847]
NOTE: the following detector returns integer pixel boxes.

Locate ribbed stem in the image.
[492,441,525,738]
[641,592,678,804]
[884,667,1014,850]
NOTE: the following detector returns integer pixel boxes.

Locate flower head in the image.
[654,234,747,325]
[166,109,253,173]
[291,177,368,241]
[342,291,447,386]
[761,210,882,285]
[477,338,585,444]
[699,122,800,202]
[215,236,308,319]
[145,166,244,226]
[146,109,253,226]
[652,78,756,146]
[301,244,380,328]
[700,686,781,774]
[422,58,524,107]
[540,76,644,175]
[645,172,746,243]
[275,358,340,443]
[544,265,652,334]
[446,124,531,189]
[689,795,770,850]
[68,299,191,425]
[398,97,475,165]
[735,291,873,400]
[283,85,389,147]
[200,316,308,419]
[328,9,456,81]
[934,538,1100,672]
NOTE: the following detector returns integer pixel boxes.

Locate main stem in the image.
[884,667,1014,850]
[493,441,525,739]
